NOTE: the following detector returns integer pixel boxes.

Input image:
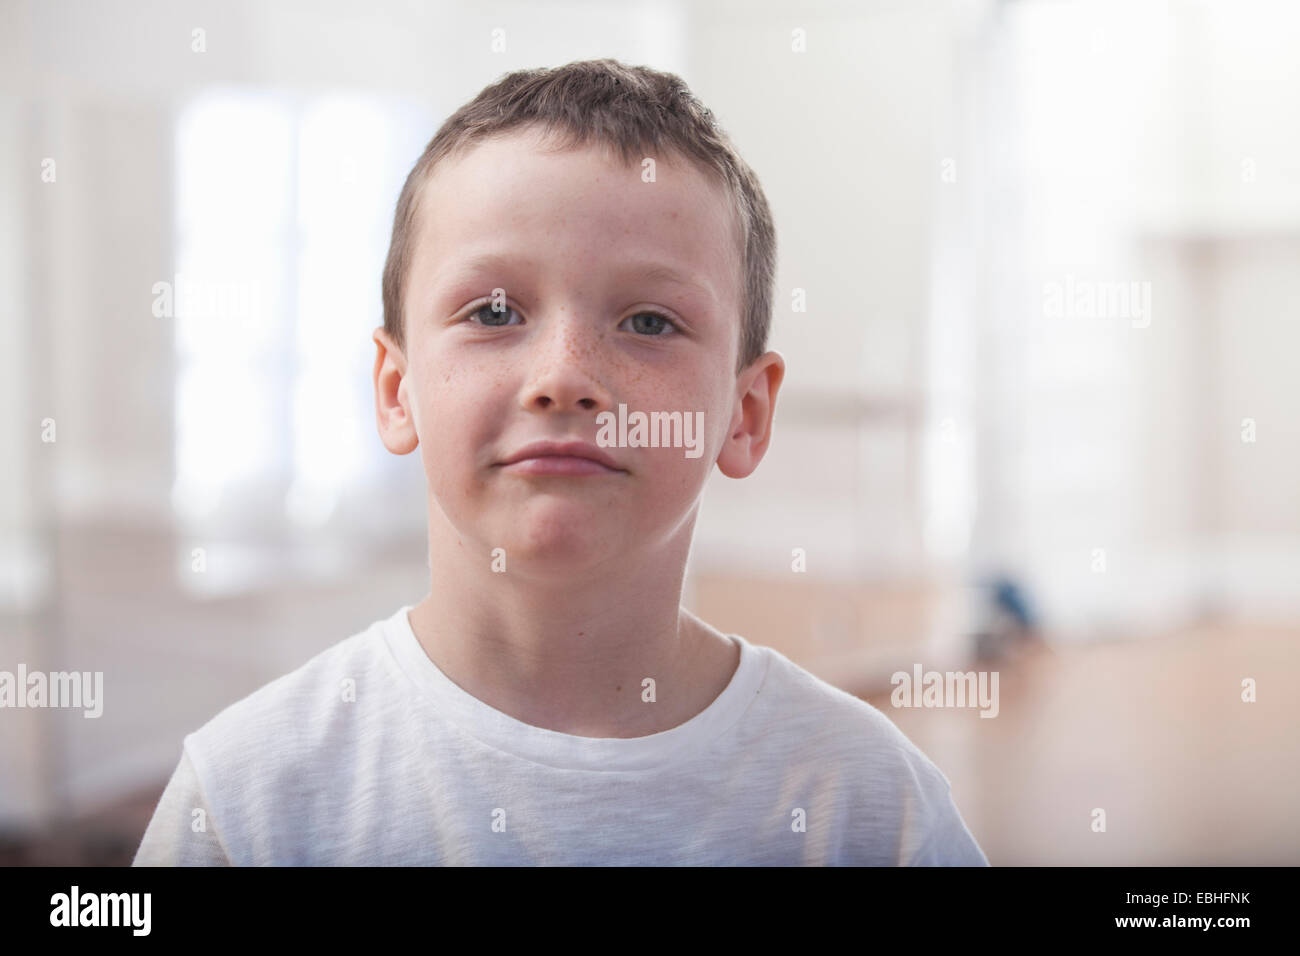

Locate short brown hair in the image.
[381,58,776,376]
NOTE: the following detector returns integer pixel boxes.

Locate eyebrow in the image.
[438,253,717,306]
[634,263,720,306]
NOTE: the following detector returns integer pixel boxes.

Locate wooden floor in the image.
[5,618,1297,866]
[864,619,1300,865]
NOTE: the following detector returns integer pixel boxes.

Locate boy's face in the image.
[376,125,774,576]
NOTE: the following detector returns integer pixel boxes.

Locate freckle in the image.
[615,684,621,691]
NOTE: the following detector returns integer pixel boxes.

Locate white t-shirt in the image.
[133,605,989,866]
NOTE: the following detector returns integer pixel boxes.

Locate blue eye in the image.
[467,302,522,327]
[461,302,680,334]
[622,311,679,336]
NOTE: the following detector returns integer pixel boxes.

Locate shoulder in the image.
[746,640,948,784]
[180,610,406,853]
[190,617,392,762]
[739,639,986,864]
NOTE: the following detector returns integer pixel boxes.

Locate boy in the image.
[134,59,988,866]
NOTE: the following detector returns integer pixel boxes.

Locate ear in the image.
[373,327,419,455]
[716,350,785,479]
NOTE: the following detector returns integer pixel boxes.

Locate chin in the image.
[500,541,613,581]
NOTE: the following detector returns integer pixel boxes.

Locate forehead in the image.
[407,127,742,313]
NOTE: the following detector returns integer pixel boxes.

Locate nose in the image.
[516,312,616,415]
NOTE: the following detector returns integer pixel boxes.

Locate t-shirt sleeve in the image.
[904,783,989,866]
[132,744,232,866]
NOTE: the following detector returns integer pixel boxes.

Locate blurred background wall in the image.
[1,0,1297,864]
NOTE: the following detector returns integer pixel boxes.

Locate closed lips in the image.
[497,440,625,472]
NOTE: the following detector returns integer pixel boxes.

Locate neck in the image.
[408,503,733,738]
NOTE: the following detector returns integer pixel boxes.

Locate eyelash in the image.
[460,300,682,336]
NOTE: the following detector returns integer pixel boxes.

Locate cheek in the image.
[673,381,729,455]
[623,372,729,468]
[408,358,480,490]
[632,412,717,503]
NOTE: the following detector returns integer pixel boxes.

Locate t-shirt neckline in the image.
[380,604,767,772]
